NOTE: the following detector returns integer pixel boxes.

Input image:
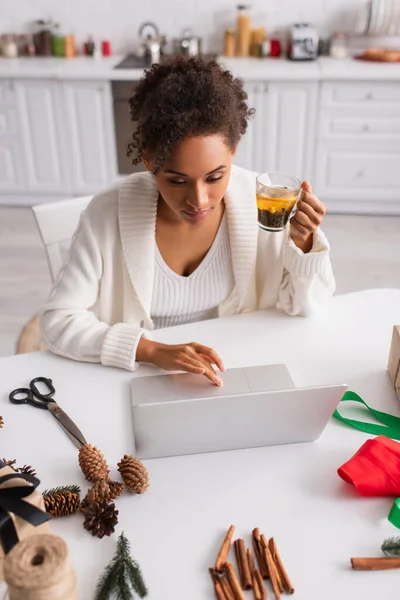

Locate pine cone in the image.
[81,478,125,510]
[117,455,149,494]
[78,444,110,483]
[0,416,4,428]
[108,479,124,500]
[82,501,118,539]
[44,491,81,517]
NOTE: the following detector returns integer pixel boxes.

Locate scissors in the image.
[9,376,87,449]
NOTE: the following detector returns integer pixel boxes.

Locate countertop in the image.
[0,55,400,82]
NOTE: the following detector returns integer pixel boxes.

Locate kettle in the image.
[138,21,166,65]
[173,28,202,57]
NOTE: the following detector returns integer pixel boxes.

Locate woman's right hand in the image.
[137,338,225,386]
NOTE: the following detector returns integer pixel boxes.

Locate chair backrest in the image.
[32,196,92,282]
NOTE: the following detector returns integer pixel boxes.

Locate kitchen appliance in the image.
[173,28,202,57]
[137,21,166,65]
[288,23,319,61]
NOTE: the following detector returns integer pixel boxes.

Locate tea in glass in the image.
[256,172,301,232]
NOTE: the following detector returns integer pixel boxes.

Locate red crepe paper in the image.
[338,436,400,497]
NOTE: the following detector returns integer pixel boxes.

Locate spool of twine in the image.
[3,534,78,600]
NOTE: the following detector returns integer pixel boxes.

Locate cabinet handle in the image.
[98,86,104,93]
[356,170,364,179]
[362,124,370,133]
[263,85,269,93]
[365,92,373,100]
[8,81,14,92]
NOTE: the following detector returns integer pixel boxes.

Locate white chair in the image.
[32,195,92,282]
[16,196,92,354]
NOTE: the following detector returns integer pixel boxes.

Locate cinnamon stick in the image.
[260,535,281,599]
[269,538,294,594]
[252,528,268,578]
[209,568,226,600]
[351,557,400,570]
[225,562,246,600]
[220,575,236,600]
[252,571,262,600]
[255,569,267,600]
[234,539,252,590]
[215,580,228,600]
[247,547,255,575]
[216,526,235,572]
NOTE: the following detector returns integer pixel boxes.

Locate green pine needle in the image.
[95,532,148,600]
[42,485,81,497]
[382,537,400,557]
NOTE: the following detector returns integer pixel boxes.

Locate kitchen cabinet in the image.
[15,80,69,193]
[0,81,25,191]
[0,138,24,191]
[315,81,400,214]
[63,81,118,194]
[234,82,317,181]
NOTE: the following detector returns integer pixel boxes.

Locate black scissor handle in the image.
[9,387,36,405]
[30,377,55,401]
[9,377,55,409]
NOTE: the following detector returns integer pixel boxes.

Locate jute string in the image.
[3,534,78,600]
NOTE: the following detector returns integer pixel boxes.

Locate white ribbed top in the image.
[151,215,235,329]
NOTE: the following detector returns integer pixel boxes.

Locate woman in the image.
[41,57,335,385]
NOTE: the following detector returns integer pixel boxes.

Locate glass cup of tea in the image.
[256,172,301,232]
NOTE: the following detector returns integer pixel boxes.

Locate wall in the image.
[2,0,369,54]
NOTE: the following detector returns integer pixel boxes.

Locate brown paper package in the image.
[388,325,400,401]
[0,465,51,581]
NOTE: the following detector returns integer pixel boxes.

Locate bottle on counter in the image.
[34,19,54,56]
[1,35,18,58]
[329,33,348,59]
[101,40,112,57]
[64,35,76,58]
[24,34,36,56]
[84,36,95,56]
[223,30,236,57]
[236,5,251,57]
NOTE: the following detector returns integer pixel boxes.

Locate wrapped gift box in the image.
[0,461,51,581]
[388,325,400,401]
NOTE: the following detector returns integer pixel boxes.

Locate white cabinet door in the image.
[63,81,118,194]
[15,80,69,192]
[0,138,24,191]
[262,82,318,181]
[234,82,268,173]
[234,82,317,181]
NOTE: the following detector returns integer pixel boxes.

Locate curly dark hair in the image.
[127,57,255,172]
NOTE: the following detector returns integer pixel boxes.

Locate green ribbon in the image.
[389,499,400,529]
[333,390,400,528]
[333,390,400,440]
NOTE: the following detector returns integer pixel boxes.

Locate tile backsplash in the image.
[2,0,368,54]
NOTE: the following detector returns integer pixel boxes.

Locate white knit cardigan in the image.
[41,165,335,371]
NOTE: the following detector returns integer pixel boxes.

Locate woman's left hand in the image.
[290,181,326,253]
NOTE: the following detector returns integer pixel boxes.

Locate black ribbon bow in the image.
[0,471,51,554]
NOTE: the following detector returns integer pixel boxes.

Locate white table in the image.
[1,289,400,599]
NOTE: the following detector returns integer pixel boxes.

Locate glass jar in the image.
[330,33,348,59]
[2,35,18,58]
[236,5,251,57]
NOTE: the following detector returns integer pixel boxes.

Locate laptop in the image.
[130,364,347,459]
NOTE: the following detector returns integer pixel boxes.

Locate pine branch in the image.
[382,537,400,557]
[94,532,148,600]
[42,485,81,497]
[126,560,148,598]
[95,562,117,600]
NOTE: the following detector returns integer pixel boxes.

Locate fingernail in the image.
[221,363,226,372]
[215,377,223,386]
